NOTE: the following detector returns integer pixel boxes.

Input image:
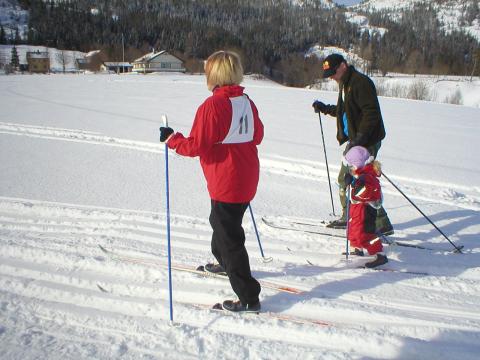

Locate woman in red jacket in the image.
[344,146,388,268]
[159,50,264,312]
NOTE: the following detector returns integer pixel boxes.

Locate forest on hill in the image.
[1,0,478,85]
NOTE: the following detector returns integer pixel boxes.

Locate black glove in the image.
[344,172,354,186]
[312,100,328,114]
[352,175,366,196]
[346,133,367,152]
[159,127,174,142]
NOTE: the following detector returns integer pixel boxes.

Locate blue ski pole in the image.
[345,184,351,261]
[248,204,273,263]
[161,114,174,323]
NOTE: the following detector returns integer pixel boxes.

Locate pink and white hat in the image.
[344,146,374,169]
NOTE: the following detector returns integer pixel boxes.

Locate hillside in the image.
[1,0,478,80]
[351,0,480,41]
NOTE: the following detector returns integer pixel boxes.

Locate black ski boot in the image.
[222,300,261,313]
[342,248,364,256]
[204,263,227,275]
[326,218,347,229]
[364,254,388,268]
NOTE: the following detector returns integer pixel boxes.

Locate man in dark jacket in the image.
[312,53,393,235]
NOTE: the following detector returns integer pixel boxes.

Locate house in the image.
[76,50,103,72]
[26,50,50,73]
[132,50,185,73]
[100,62,133,74]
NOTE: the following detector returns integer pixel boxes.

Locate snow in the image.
[1,72,480,359]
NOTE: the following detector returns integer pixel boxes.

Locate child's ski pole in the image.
[345,184,351,261]
[382,172,463,253]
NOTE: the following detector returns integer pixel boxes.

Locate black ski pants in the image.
[209,200,261,306]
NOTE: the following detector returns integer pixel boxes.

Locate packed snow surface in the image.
[0,73,479,359]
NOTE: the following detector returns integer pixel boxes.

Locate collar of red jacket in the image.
[213,85,245,97]
[353,163,380,177]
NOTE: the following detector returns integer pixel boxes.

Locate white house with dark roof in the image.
[132,50,185,73]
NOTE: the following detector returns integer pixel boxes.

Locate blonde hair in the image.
[373,160,382,175]
[204,50,243,91]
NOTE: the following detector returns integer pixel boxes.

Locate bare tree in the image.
[55,50,70,73]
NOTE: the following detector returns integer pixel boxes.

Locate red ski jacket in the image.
[167,85,264,203]
[348,164,382,244]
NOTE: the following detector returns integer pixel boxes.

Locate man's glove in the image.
[312,100,329,114]
[159,127,174,142]
[344,172,354,186]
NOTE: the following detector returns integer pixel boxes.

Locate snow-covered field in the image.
[1,73,479,359]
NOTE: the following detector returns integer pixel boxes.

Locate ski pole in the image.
[382,172,463,253]
[317,113,336,216]
[345,184,351,261]
[161,114,174,323]
[248,204,273,263]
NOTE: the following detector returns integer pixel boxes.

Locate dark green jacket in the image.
[324,66,386,147]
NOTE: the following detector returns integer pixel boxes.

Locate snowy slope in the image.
[352,0,480,40]
[0,73,480,359]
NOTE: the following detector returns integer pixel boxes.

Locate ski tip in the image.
[196,265,205,272]
[98,244,108,253]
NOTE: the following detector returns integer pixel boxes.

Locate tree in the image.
[0,26,6,44]
[471,48,480,81]
[56,50,71,73]
[10,46,20,70]
[405,50,423,77]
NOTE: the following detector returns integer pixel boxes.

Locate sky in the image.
[0,72,479,359]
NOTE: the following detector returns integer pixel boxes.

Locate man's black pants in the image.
[209,200,261,306]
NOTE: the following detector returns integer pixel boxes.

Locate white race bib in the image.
[221,95,255,144]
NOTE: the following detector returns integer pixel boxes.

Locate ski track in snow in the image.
[1,196,480,358]
[2,121,479,212]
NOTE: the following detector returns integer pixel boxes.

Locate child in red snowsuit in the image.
[344,146,388,268]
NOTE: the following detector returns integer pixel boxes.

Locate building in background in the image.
[132,50,185,74]
[100,62,132,73]
[26,50,49,73]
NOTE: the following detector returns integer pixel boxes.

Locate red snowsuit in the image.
[167,85,264,203]
[347,164,383,255]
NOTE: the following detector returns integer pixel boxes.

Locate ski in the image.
[99,245,304,295]
[262,216,456,252]
[356,266,428,276]
[197,303,331,327]
[261,217,345,239]
[95,284,331,327]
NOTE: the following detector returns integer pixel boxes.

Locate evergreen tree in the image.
[10,46,20,70]
[0,26,6,44]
